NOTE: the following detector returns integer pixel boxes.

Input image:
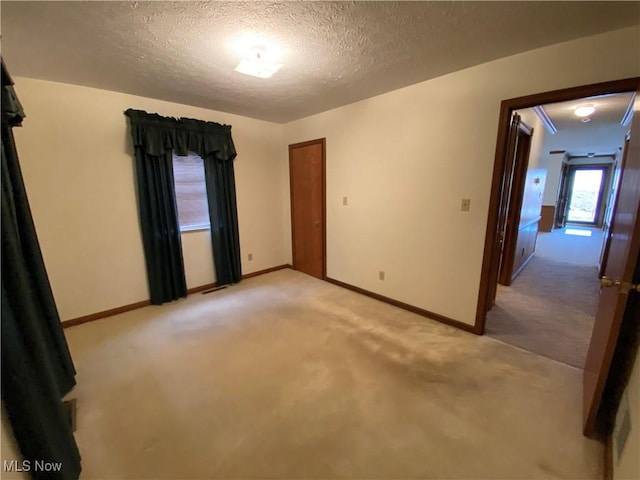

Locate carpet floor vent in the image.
[202,285,228,295]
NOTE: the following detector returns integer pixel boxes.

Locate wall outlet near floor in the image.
[460,198,471,212]
[379,271,385,281]
[248,253,253,261]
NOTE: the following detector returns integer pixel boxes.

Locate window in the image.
[172,152,210,231]
[566,166,608,225]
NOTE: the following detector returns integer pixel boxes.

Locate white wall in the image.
[283,26,640,325]
[12,78,290,321]
[544,123,630,155]
[516,108,548,225]
[614,350,640,480]
[542,153,567,207]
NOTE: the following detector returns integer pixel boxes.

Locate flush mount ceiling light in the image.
[234,48,283,79]
[574,104,596,117]
[229,33,286,79]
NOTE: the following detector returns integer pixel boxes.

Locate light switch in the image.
[343,196,348,206]
[461,198,471,212]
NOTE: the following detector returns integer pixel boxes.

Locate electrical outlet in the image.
[248,253,253,261]
[461,198,471,212]
[379,271,385,281]
[343,196,348,206]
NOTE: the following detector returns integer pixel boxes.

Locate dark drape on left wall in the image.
[1,60,81,479]
[125,109,241,298]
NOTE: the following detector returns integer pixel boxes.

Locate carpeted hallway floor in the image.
[486,228,603,369]
[65,269,602,479]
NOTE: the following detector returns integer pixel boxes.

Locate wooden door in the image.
[487,114,521,308]
[498,120,533,286]
[289,139,326,279]
[583,102,640,436]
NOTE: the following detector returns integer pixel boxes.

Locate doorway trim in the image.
[289,138,327,279]
[475,77,640,334]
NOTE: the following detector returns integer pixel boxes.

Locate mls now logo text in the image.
[4,460,63,472]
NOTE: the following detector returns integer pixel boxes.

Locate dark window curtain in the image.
[132,145,187,305]
[125,109,240,290]
[1,59,81,480]
[203,156,242,285]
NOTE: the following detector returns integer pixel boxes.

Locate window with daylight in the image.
[172,152,210,231]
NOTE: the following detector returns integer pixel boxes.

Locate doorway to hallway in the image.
[476,77,639,437]
[483,87,632,372]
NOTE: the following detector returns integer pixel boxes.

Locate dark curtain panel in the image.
[125,109,240,289]
[203,157,242,284]
[1,60,81,480]
[132,146,187,304]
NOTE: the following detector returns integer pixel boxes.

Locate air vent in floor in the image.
[202,285,228,295]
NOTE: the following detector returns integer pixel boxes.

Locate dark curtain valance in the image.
[1,60,25,127]
[125,109,237,161]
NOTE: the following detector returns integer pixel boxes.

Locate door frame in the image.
[288,138,327,279]
[475,76,640,333]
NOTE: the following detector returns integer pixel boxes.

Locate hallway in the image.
[486,227,604,369]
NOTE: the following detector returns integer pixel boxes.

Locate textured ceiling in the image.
[2,1,639,123]
[541,92,634,131]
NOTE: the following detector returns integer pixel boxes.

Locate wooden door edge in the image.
[499,124,534,286]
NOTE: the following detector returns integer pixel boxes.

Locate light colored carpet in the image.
[535,227,604,267]
[65,269,602,479]
[486,227,602,369]
[486,256,598,369]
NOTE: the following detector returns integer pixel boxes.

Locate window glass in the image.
[172,152,210,231]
